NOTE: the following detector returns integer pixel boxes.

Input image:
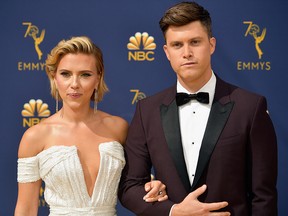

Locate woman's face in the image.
[54,53,99,111]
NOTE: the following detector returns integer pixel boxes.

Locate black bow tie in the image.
[176,92,209,106]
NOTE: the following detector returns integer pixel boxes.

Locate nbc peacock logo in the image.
[22,99,51,127]
[127,32,156,61]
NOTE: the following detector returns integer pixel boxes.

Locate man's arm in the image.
[118,101,231,216]
[118,101,174,215]
[249,96,278,216]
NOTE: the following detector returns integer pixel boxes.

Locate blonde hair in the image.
[45,36,108,102]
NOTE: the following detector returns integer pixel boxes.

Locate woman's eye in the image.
[81,73,92,77]
[60,72,70,77]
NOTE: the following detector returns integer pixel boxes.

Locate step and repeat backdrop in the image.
[1,0,287,215]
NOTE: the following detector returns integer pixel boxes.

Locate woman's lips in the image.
[67,93,82,98]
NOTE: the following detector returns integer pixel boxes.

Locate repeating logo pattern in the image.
[237,21,271,71]
[23,22,45,60]
[243,21,266,59]
[22,99,51,127]
[127,32,156,50]
[18,22,46,72]
[130,89,146,104]
[22,99,50,117]
[127,32,156,61]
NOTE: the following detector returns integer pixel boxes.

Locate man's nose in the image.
[183,45,193,59]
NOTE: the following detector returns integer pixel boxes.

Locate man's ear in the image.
[209,37,216,55]
[163,44,170,61]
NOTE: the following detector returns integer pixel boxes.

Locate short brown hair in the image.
[159,1,212,39]
[45,36,108,102]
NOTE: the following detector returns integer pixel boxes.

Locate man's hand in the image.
[143,180,168,202]
[172,185,230,216]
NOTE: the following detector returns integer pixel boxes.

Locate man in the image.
[118,2,277,216]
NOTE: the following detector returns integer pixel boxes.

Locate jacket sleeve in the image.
[249,96,278,216]
[118,100,174,216]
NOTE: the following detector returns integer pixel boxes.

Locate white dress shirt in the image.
[177,72,216,185]
[169,72,216,216]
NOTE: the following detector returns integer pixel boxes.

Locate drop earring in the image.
[56,90,59,113]
[94,89,98,113]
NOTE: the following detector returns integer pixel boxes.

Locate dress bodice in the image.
[17,141,125,216]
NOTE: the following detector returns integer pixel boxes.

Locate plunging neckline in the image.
[18,140,125,214]
[38,141,121,200]
[75,145,100,199]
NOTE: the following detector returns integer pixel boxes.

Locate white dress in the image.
[17,141,125,216]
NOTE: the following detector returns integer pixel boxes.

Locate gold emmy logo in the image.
[243,21,266,59]
[22,99,51,127]
[23,22,45,60]
[130,89,146,104]
[127,32,156,61]
[237,21,271,71]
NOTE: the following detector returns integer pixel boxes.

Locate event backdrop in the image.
[0,0,287,215]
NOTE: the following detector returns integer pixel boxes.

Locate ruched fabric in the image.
[17,141,125,216]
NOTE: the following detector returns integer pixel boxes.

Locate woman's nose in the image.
[71,76,80,89]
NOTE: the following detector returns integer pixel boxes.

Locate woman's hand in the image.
[143,180,168,202]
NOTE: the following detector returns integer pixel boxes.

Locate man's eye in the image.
[191,40,200,45]
[172,43,181,48]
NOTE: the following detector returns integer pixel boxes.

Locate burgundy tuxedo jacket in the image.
[118,76,277,216]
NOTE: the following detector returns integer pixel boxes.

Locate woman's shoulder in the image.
[18,115,57,158]
[97,110,127,126]
[98,110,129,144]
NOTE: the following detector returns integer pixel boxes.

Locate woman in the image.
[15,36,167,216]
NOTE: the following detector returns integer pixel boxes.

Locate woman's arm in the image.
[15,125,45,216]
[14,180,42,216]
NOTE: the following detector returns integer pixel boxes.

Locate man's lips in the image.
[181,61,196,66]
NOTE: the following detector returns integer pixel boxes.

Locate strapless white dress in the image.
[17,141,125,216]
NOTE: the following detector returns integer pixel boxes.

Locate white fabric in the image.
[17,141,125,216]
[177,72,216,185]
[18,156,40,182]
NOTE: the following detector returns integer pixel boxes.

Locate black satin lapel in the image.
[160,100,191,192]
[191,101,234,190]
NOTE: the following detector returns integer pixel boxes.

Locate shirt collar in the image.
[177,71,216,106]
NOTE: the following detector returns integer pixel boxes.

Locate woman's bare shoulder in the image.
[98,111,129,144]
[18,115,57,158]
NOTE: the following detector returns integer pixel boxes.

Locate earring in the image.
[94,89,98,113]
[56,90,59,113]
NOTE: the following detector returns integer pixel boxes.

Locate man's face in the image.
[163,21,216,92]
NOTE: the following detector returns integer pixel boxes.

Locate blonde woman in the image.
[15,36,167,216]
